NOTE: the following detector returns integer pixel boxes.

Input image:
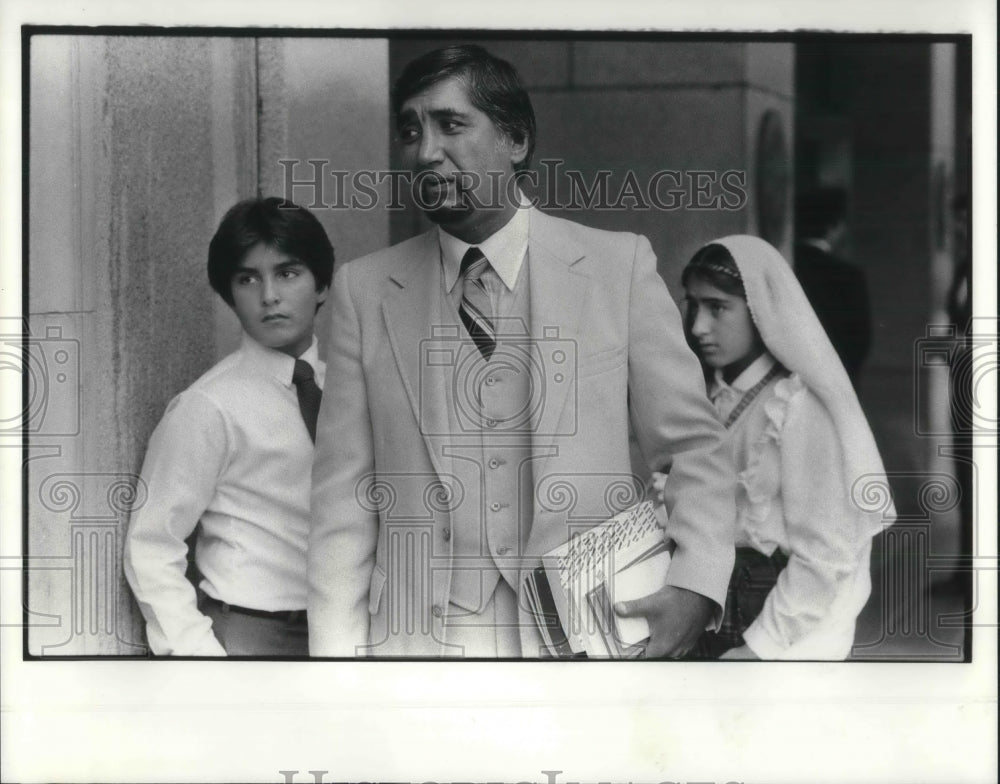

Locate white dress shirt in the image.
[710,351,872,659]
[124,333,325,656]
[438,199,530,318]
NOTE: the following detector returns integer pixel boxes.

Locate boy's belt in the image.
[202,595,307,624]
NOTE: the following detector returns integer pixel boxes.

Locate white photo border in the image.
[1,1,996,783]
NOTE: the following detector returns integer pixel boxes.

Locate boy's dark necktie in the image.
[459,247,496,360]
[292,359,322,443]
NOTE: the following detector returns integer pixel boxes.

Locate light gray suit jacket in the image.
[309,208,736,657]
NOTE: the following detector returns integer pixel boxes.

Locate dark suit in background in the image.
[794,238,872,387]
[794,187,871,388]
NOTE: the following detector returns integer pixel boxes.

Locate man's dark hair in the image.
[796,186,848,239]
[392,44,536,172]
[207,197,334,306]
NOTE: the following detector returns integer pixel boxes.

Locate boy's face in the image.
[230,243,327,358]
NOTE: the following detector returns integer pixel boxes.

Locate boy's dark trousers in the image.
[200,594,308,657]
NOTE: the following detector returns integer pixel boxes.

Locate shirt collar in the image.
[801,237,833,254]
[439,198,531,294]
[710,351,776,399]
[240,332,320,388]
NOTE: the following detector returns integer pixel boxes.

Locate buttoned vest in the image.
[447,262,534,612]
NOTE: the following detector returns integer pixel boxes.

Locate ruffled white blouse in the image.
[709,352,872,660]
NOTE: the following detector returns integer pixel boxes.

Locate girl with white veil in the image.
[673,234,896,660]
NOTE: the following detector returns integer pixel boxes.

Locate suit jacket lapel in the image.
[381,231,457,482]
[379,214,592,519]
[527,211,590,477]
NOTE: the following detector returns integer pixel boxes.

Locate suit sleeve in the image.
[123,392,228,656]
[626,235,737,619]
[308,260,380,656]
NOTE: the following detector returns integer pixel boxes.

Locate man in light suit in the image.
[309,45,736,658]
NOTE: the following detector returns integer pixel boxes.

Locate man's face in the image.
[397,76,527,240]
[230,243,327,358]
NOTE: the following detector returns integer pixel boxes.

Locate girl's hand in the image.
[720,644,760,660]
[649,471,668,505]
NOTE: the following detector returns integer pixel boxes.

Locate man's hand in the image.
[614,584,714,658]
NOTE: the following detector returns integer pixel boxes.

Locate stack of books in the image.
[523,501,672,658]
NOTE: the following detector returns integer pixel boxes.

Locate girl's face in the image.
[684,276,765,383]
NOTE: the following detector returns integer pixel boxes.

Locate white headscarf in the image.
[706,234,897,535]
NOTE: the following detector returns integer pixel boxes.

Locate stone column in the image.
[24,35,257,655]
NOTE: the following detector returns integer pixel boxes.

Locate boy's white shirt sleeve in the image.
[741,387,869,660]
[123,390,229,656]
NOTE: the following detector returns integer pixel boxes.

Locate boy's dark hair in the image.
[682,242,747,299]
[392,44,536,172]
[207,197,334,306]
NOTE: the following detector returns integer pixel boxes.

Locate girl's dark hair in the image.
[681,242,746,299]
[392,44,536,172]
[207,197,334,306]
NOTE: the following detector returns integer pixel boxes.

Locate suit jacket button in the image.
[497,545,510,555]
[442,527,451,541]
[432,604,444,618]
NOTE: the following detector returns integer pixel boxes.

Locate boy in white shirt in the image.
[124,197,333,656]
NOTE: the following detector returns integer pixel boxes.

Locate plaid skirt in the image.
[693,546,789,659]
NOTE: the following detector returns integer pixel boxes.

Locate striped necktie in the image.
[459,247,496,360]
